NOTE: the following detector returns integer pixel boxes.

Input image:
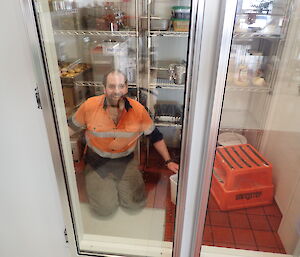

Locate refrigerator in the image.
[21,0,300,256]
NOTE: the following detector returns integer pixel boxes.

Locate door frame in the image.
[18,0,279,257]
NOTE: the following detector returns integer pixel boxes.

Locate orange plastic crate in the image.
[214,144,273,190]
[211,172,274,211]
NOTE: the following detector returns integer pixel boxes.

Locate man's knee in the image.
[119,184,146,210]
[89,197,119,216]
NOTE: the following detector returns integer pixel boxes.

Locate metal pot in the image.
[169,64,186,84]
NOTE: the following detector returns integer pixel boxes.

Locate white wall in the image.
[0,1,70,257]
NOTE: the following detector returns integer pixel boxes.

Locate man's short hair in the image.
[103,70,128,87]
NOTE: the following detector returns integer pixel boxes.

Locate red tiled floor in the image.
[205,212,211,225]
[232,228,255,246]
[229,213,250,229]
[246,206,265,215]
[267,216,281,232]
[258,246,282,253]
[207,196,220,211]
[248,214,271,231]
[253,231,278,248]
[230,208,247,214]
[214,242,236,248]
[153,174,169,209]
[273,232,286,251]
[209,211,230,227]
[203,225,213,242]
[235,244,258,251]
[212,227,234,243]
[164,222,174,242]
[264,203,282,217]
[204,192,285,254]
[203,241,214,246]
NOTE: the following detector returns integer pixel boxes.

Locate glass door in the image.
[202,0,300,254]
[30,0,196,256]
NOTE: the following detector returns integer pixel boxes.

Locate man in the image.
[69,70,178,216]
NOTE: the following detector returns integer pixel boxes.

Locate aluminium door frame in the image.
[20,0,236,256]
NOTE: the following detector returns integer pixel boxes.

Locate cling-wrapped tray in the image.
[59,60,92,86]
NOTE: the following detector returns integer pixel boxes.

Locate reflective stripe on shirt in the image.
[144,124,155,135]
[86,137,136,159]
[71,114,86,129]
[89,130,142,138]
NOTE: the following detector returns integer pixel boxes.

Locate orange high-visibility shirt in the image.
[71,95,154,159]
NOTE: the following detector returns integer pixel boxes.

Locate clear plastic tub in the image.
[172,19,189,32]
[172,6,190,20]
[170,174,178,204]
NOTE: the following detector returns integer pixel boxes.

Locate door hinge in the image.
[35,86,42,109]
[64,228,69,243]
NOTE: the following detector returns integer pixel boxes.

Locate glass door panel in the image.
[202,0,300,254]
[34,0,191,256]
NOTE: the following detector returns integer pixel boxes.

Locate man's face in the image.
[104,72,128,106]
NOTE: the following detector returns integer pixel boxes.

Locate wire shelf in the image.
[150,31,189,37]
[54,30,137,37]
[150,78,185,89]
[225,86,272,93]
[155,122,182,128]
[75,81,136,88]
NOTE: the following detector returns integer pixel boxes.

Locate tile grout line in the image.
[245,209,259,250]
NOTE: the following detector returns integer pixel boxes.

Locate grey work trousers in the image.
[85,159,146,216]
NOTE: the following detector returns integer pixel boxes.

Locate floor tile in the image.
[203,241,214,246]
[248,214,271,231]
[273,232,286,250]
[230,208,247,214]
[164,222,174,241]
[235,244,258,251]
[246,206,265,215]
[263,203,282,217]
[210,211,230,227]
[213,242,236,248]
[154,175,169,208]
[208,195,220,211]
[232,228,256,246]
[253,231,277,248]
[212,227,234,243]
[257,246,281,253]
[267,216,281,232]
[203,225,213,242]
[229,213,250,229]
[205,212,211,225]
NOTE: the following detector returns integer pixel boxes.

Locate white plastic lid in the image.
[218,132,247,146]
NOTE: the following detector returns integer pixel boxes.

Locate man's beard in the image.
[107,94,125,107]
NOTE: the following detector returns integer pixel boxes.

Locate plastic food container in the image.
[170,174,178,204]
[172,6,191,20]
[172,18,189,32]
[140,17,170,30]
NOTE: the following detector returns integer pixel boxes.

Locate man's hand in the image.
[167,161,179,173]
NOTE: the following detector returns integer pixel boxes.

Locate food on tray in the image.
[59,63,91,78]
